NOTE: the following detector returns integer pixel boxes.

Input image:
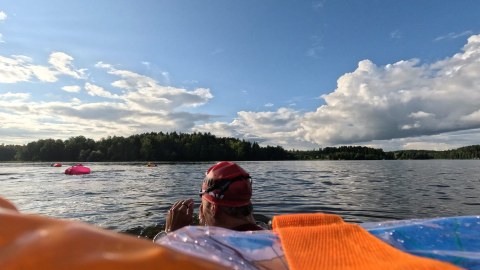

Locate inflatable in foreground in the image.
[0,197,221,270]
[156,215,479,270]
[363,216,480,270]
[64,164,91,175]
[1,196,477,269]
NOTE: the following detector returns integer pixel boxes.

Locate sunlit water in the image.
[1,160,479,232]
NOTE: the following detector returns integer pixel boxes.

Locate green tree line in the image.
[393,145,480,159]
[0,132,292,162]
[290,146,394,160]
[1,132,479,162]
[291,145,480,160]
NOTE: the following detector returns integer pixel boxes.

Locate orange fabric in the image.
[0,197,225,270]
[272,213,462,270]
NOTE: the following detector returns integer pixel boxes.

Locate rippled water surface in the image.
[1,160,479,231]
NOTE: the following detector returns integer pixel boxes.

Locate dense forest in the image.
[392,145,480,159]
[290,146,395,160]
[0,132,292,162]
[1,132,479,162]
[291,145,480,160]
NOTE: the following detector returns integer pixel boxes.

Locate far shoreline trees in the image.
[0,132,292,162]
[1,132,479,162]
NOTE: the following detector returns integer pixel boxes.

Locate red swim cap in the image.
[200,162,252,207]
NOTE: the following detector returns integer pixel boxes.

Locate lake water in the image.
[1,160,479,232]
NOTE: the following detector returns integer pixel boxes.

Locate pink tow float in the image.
[65,164,91,175]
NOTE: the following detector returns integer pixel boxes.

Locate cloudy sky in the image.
[1,1,480,150]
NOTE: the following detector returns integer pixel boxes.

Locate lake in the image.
[1,160,479,232]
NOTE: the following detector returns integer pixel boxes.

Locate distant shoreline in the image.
[1,132,480,162]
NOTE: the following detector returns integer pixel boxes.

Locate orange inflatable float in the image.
[0,197,223,270]
[0,197,461,270]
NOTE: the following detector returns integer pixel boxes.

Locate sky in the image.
[1,0,480,151]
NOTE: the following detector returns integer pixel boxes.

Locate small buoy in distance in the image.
[65,164,91,175]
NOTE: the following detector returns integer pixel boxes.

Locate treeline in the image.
[291,145,480,160]
[1,133,480,162]
[291,146,394,160]
[393,145,480,159]
[0,132,292,162]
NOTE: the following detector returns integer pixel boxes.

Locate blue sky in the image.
[1,1,480,150]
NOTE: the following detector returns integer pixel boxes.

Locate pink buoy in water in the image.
[51,163,62,167]
[65,164,91,175]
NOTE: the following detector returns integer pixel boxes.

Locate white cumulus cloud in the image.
[301,34,480,146]
[49,52,87,79]
[197,34,480,150]
[0,55,58,83]
[0,52,87,84]
[0,58,215,144]
[194,108,317,149]
[61,85,81,93]
[85,83,120,99]
[0,92,30,102]
[96,62,213,111]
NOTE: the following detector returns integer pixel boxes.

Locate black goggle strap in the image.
[199,176,251,197]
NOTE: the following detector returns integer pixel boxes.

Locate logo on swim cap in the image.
[200,161,252,207]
